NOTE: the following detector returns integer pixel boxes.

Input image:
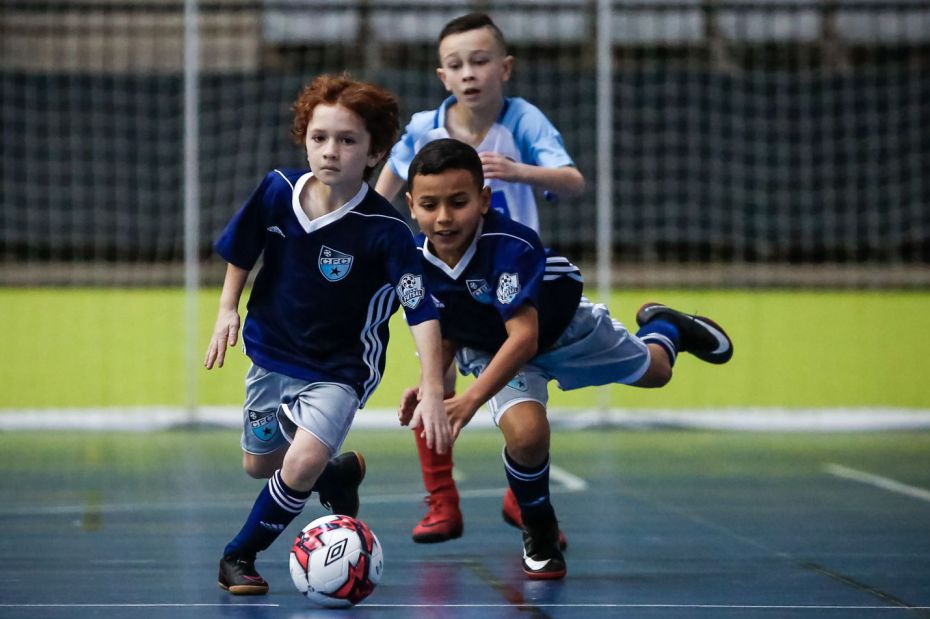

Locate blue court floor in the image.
[1,429,928,618]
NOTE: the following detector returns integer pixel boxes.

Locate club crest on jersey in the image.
[397,273,425,309]
[466,279,492,304]
[248,410,279,442]
[319,246,353,282]
[496,273,521,304]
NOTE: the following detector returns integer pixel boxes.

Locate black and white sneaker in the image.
[316,451,366,517]
[636,303,734,364]
[218,555,269,595]
[521,520,567,580]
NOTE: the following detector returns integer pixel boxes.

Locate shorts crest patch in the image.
[497,272,521,304]
[248,409,279,442]
[466,279,492,304]
[397,273,425,309]
[319,246,353,282]
[507,372,529,392]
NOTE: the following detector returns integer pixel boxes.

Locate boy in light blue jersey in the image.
[377,14,584,234]
[205,75,451,595]
[399,139,734,579]
[376,12,585,544]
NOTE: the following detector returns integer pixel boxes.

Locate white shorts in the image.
[240,364,359,456]
[455,299,650,425]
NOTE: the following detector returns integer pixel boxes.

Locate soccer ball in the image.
[289,514,383,607]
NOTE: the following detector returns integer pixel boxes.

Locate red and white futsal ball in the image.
[289,514,383,607]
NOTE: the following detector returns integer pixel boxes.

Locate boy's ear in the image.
[479,186,491,214]
[405,191,416,219]
[436,67,452,92]
[367,149,387,169]
[501,55,514,83]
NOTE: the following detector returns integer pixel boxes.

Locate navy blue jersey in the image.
[414,210,583,353]
[215,169,437,405]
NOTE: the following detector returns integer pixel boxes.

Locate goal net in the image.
[1,0,928,289]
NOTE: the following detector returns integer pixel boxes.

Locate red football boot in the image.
[412,494,464,543]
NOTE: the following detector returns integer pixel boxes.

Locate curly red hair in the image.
[291,74,400,179]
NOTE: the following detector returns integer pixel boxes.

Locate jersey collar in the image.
[420,217,484,280]
[291,172,368,234]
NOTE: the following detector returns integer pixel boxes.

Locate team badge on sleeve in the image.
[397,273,425,309]
[496,273,521,304]
[319,246,354,282]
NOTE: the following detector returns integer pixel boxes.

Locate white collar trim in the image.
[420,218,484,280]
[291,173,368,233]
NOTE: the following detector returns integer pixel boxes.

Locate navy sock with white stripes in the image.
[223,469,310,559]
[503,448,556,528]
[636,319,680,367]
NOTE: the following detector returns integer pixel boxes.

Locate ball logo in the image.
[396,273,425,309]
[496,272,520,304]
[324,538,348,567]
[319,246,354,282]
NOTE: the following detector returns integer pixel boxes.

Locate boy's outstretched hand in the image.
[443,393,481,440]
[204,308,240,369]
[398,387,452,454]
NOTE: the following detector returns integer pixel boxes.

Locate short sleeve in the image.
[511,101,575,170]
[380,221,439,326]
[492,238,546,323]
[214,172,273,270]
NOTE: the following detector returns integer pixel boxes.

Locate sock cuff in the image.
[640,332,678,366]
[637,319,680,366]
[502,447,550,481]
[269,470,310,514]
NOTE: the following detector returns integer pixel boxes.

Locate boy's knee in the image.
[505,429,550,468]
[242,452,280,479]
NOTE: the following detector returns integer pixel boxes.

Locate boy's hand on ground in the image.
[204,309,240,369]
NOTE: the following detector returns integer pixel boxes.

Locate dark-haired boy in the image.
[377,11,585,545]
[399,139,733,579]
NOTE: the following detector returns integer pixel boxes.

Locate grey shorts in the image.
[455,299,650,425]
[240,364,360,456]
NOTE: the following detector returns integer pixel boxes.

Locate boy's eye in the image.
[341,137,356,144]
[310,135,325,143]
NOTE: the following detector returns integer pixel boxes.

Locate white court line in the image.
[0,604,279,608]
[550,464,589,491]
[825,463,930,503]
[359,604,930,609]
[2,603,928,610]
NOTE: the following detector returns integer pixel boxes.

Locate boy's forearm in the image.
[520,164,585,198]
[374,166,405,202]
[219,264,249,310]
[409,319,445,398]
[461,331,537,410]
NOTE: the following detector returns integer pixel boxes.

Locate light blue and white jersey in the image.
[386,96,575,233]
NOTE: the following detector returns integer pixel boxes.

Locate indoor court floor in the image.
[1,429,928,618]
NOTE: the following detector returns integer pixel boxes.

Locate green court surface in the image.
[1,429,928,617]
[2,288,929,410]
